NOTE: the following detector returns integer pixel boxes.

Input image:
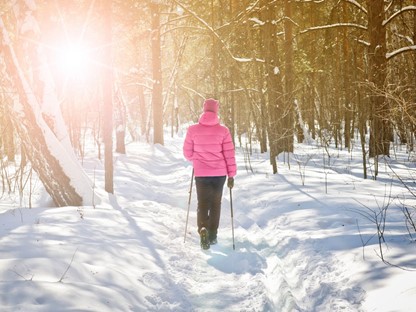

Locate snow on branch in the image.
[343,0,367,14]
[300,23,367,34]
[233,57,265,63]
[387,45,416,60]
[249,17,265,26]
[384,6,416,26]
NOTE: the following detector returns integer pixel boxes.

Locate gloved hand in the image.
[227,177,234,189]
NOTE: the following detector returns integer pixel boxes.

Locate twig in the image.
[355,218,375,260]
[9,268,34,281]
[59,248,78,283]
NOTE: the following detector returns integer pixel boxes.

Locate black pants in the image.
[195,176,226,236]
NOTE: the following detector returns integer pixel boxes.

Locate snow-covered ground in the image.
[1,133,416,311]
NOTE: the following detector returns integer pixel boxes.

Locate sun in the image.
[56,42,93,81]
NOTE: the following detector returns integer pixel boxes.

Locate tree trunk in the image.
[284,0,294,153]
[262,1,284,174]
[342,1,352,151]
[307,7,317,141]
[102,0,114,193]
[138,84,147,137]
[115,86,126,154]
[412,9,416,152]
[150,2,164,145]
[367,1,390,158]
[258,64,268,153]
[1,102,15,162]
[211,0,219,96]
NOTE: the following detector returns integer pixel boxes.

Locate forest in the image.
[0,0,416,206]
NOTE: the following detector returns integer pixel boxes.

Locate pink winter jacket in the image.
[183,112,237,178]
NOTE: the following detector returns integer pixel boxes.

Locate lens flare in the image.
[57,43,92,80]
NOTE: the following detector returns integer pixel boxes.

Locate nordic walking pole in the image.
[184,169,194,243]
[230,187,235,250]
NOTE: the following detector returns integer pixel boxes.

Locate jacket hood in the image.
[199,111,219,126]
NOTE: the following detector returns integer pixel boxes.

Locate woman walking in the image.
[183,98,236,250]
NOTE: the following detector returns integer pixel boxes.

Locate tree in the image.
[151,1,164,145]
[102,0,114,193]
[0,2,97,206]
[283,0,295,153]
[261,1,284,173]
[367,1,390,159]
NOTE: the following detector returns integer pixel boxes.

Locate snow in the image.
[274,66,280,75]
[1,133,416,311]
[248,17,265,26]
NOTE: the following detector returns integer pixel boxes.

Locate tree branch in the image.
[300,22,367,34]
[384,6,416,27]
[342,0,367,15]
[386,45,416,60]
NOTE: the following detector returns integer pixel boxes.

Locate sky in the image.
[1,131,416,311]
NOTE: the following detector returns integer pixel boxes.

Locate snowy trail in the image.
[3,138,416,311]
[113,147,270,311]
[110,142,365,311]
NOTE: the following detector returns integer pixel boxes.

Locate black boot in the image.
[209,231,217,245]
[200,227,210,250]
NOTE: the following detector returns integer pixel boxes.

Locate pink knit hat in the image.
[203,98,219,113]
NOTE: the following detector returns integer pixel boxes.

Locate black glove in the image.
[227,177,234,189]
